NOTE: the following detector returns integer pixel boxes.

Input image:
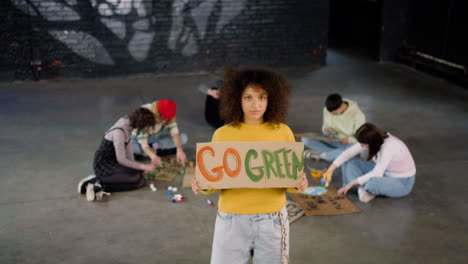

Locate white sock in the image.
[358,187,375,203]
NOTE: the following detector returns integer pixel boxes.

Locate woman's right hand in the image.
[207,88,220,99]
[191,179,214,194]
[150,155,163,167]
[142,164,156,173]
[191,179,200,194]
[323,164,337,186]
[324,127,336,136]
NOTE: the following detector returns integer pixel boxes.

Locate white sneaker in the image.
[78,175,96,194]
[86,183,95,201]
[358,188,376,203]
[95,190,111,200]
[304,149,322,161]
[87,183,108,201]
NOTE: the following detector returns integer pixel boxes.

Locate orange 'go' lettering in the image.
[197,146,242,182]
[197,146,223,182]
[223,148,241,178]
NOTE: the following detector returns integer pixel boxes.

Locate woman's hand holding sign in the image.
[191,178,200,194]
[191,178,214,194]
[296,171,308,192]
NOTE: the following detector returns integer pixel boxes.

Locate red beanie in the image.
[157,99,176,119]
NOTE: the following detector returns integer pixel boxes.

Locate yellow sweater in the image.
[205,122,299,214]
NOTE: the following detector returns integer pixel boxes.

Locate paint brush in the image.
[321,169,332,187]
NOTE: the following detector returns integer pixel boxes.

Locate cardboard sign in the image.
[295,132,340,142]
[195,142,304,189]
[144,155,183,182]
[182,166,195,188]
[286,200,305,224]
[289,186,361,216]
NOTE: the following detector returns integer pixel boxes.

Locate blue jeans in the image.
[301,137,349,162]
[342,158,415,197]
[131,132,188,155]
[211,206,289,264]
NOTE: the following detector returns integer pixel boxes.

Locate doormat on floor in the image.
[288,186,361,216]
[144,155,184,182]
[286,200,305,224]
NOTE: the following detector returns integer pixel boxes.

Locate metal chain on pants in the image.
[279,210,289,264]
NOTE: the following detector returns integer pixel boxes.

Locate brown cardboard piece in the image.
[289,186,361,216]
[144,155,183,182]
[195,142,304,189]
[286,200,305,224]
[295,132,340,142]
[182,166,195,188]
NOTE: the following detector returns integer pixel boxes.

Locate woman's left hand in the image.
[296,172,308,192]
[337,179,358,195]
[176,149,187,166]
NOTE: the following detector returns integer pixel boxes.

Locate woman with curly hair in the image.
[77,108,157,202]
[192,68,308,264]
[326,123,416,203]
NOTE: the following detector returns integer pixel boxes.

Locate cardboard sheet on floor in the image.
[289,186,361,216]
[144,155,183,182]
[286,200,305,224]
[182,166,195,188]
[295,132,340,142]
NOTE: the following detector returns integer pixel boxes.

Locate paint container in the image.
[171,194,185,203]
[167,186,173,195]
[172,187,178,192]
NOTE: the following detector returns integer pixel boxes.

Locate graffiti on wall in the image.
[168,0,246,56]
[11,0,246,65]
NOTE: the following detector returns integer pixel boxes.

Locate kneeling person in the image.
[78,108,157,201]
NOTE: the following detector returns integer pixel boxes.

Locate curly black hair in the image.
[129,108,156,132]
[219,68,291,127]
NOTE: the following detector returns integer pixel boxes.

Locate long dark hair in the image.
[355,123,389,160]
[129,108,156,133]
[219,67,291,127]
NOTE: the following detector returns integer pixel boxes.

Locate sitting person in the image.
[198,79,224,128]
[77,108,158,201]
[302,93,365,162]
[131,99,187,166]
[325,123,416,203]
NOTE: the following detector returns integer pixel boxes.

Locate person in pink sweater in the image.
[325,123,416,203]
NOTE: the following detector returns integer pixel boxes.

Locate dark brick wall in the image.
[1,0,328,81]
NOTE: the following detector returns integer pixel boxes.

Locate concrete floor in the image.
[1,49,467,264]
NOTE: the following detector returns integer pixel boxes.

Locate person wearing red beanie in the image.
[131,99,187,166]
[157,99,177,120]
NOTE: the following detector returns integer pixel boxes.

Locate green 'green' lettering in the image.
[282,149,292,178]
[245,149,264,182]
[262,150,277,179]
[290,151,304,179]
[273,148,286,178]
